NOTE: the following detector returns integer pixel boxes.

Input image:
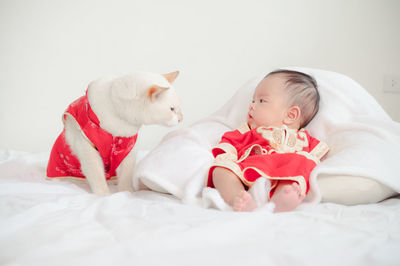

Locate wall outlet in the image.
[383,75,400,93]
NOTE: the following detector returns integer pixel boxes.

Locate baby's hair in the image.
[265,69,320,128]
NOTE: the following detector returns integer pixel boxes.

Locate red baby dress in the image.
[47,92,138,180]
[207,123,329,197]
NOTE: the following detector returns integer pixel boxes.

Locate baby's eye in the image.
[259,99,266,103]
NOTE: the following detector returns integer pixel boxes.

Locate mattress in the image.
[0,150,399,266]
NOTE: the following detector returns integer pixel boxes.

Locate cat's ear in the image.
[148,85,169,102]
[163,71,179,84]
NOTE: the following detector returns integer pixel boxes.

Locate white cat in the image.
[47,71,182,195]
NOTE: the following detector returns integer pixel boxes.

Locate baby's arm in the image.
[212,126,253,159]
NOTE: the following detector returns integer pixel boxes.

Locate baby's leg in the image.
[270,180,305,213]
[212,167,256,211]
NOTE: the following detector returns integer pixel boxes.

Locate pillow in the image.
[318,174,397,205]
[133,67,400,206]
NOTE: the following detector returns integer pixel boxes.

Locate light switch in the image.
[383,75,400,93]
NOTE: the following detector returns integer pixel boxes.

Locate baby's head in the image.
[247,69,319,130]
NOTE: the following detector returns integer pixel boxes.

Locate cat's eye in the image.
[170,107,175,112]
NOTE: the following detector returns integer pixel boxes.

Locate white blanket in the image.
[133,67,400,210]
[1,150,400,266]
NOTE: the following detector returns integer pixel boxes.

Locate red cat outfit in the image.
[47,92,138,180]
[207,123,329,197]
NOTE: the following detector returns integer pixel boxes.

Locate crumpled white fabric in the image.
[133,67,400,210]
[202,178,275,212]
[1,149,400,266]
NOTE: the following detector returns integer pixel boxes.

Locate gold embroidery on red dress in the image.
[256,125,308,153]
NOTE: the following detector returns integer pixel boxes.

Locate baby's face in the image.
[247,75,290,129]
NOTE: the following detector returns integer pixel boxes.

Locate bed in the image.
[1,67,400,266]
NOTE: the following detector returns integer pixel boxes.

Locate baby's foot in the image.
[271,182,305,213]
[233,191,257,212]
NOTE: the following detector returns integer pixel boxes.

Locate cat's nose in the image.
[178,111,183,123]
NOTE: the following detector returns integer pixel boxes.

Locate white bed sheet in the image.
[1,150,400,266]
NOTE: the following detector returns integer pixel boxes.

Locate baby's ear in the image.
[284,106,301,125]
[110,76,138,100]
[148,85,169,102]
[163,71,179,84]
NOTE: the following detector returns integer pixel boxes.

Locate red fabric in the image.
[47,93,138,180]
[207,125,327,197]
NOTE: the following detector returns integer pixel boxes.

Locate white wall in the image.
[1,0,399,153]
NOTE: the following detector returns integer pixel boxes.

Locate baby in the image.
[206,70,329,212]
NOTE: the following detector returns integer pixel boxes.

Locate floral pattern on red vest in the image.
[47,93,138,180]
